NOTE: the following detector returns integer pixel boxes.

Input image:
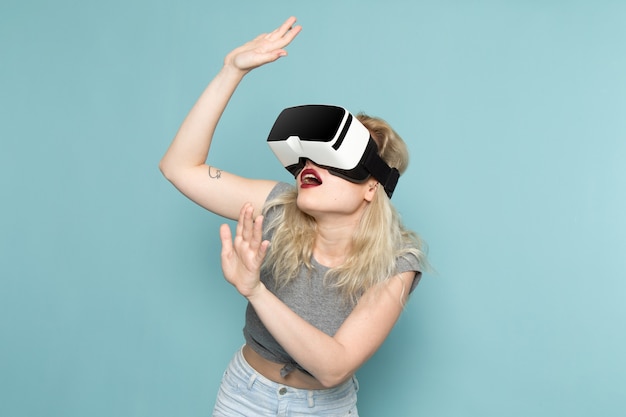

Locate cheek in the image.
[327,185,369,210]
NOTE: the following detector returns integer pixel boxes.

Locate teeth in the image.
[302,173,321,184]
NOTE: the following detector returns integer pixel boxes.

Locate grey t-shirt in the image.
[242,182,422,374]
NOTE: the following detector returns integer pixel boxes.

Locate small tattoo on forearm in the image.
[208,166,222,179]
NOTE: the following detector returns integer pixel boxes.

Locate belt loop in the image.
[352,376,360,393]
[307,390,314,408]
[247,373,257,390]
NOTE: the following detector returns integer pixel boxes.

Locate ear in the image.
[364,181,379,202]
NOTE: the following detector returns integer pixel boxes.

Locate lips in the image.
[300,168,322,188]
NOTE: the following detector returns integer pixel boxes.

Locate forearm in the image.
[247,284,352,387]
[222,193,412,387]
[160,16,300,185]
[159,65,246,177]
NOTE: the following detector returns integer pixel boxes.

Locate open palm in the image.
[225,16,302,73]
[220,203,270,298]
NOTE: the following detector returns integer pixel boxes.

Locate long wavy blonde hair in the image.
[262,113,427,303]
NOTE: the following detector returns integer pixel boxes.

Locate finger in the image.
[279,26,301,49]
[278,22,301,45]
[251,214,264,247]
[257,240,270,262]
[267,16,296,37]
[234,204,246,240]
[250,215,270,263]
[253,49,288,65]
[278,16,298,36]
[219,223,233,257]
[267,17,301,46]
[240,203,255,243]
[258,30,300,63]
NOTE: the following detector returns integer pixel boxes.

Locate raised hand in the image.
[224,16,302,73]
[219,203,270,298]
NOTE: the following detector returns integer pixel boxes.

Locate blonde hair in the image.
[262,113,426,303]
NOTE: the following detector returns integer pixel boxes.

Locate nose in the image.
[303,158,321,169]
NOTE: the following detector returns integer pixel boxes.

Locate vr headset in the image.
[266,105,400,198]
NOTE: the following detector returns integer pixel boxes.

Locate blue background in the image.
[1,1,625,416]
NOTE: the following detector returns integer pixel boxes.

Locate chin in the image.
[295,193,317,216]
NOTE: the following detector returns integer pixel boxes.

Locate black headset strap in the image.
[362,138,400,198]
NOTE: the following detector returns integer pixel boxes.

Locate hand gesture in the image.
[224,16,302,73]
[219,203,270,298]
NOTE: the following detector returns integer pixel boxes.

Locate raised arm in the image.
[159,17,302,220]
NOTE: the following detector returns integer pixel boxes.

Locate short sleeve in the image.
[395,252,423,293]
[261,182,295,241]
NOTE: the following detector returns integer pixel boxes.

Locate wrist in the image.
[221,60,250,79]
[245,281,268,303]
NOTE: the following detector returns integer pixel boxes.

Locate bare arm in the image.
[248,270,415,388]
[220,203,416,388]
[159,17,302,220]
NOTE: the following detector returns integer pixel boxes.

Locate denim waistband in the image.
[234,345,359,404]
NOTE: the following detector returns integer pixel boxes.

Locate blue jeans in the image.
[213,347,359,416]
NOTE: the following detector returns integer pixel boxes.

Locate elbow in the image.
[316,370,353,389]
[158,158,177,182]
[312,347,356,388]
[159,155,201,184]
[158,158,170,178]
[158,164,169,182]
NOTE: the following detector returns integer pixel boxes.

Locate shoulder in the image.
[261,182,296,236]
[395,251,421,274]
[394,248,424,294]
[262,182,296,217]
[265,181,296,203]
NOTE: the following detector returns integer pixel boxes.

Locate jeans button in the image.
[279,387,287,395]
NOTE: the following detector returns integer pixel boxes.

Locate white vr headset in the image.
[266,105,400,198]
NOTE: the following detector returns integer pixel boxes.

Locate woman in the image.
[160,16,426,417]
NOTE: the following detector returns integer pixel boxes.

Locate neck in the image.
[312,219,359,268]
